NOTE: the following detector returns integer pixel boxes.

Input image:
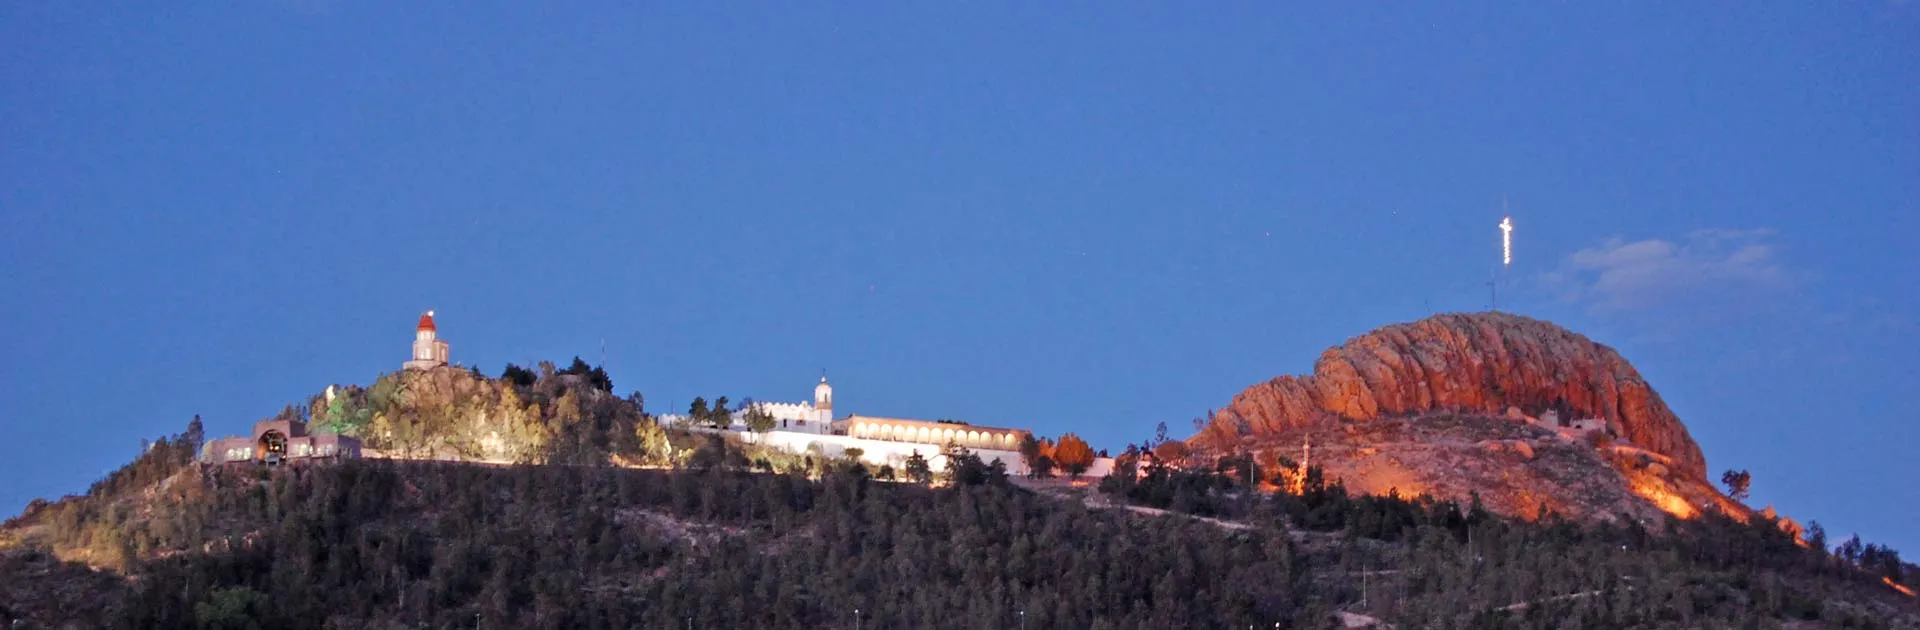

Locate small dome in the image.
[416,312,436,332]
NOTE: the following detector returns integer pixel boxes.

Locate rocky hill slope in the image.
[1189,312,1732,521]
[6,459,1916,629]
[2,338,1914,628]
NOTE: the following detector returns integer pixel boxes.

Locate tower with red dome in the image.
[403,310,451,370]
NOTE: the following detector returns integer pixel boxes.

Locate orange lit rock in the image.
[1190,312,1708,482]
[1509,441,1535,460]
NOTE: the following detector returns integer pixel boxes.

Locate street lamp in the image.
[854,607,861,630]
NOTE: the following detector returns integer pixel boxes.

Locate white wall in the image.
[738,430,1025,473]
[1080,457,1116,478]
[735,429,1119,478]
[657,399,832,435]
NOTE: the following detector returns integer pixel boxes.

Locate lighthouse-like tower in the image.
[403,311,450,371]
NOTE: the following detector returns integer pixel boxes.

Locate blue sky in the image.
[3,4,1914,551]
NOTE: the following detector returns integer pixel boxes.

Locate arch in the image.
[917,427,931,443]
[256,431,288,463]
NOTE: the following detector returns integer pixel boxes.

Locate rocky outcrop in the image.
[1190,312,1708,481]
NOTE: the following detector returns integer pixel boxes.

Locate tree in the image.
[1154,421,1170,446]
[1216,454,1260,488]
[320,393,374,437]
[1804,520,1829,558]
[194,586,268,630]
[1017,434,1043,477]
[903,451,933,485]
[182,415,205,457]
[636,420,672,465]
[1721,469,1752,501]
[710,396,732,428]
[1032,455,1056,479]
[1837,534,1864,565]
[1053,433,1096,478]
[553,356,613,391]
[688,398,710,428]
[744,404,776,433]
[945,447,997,487]
[501,364,537,387]
[842,447,865,463]
[1151,440,1190,464]
[1190,415,1209,433]
[588,365,612,392]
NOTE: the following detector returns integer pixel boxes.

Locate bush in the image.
[194,586,268,630]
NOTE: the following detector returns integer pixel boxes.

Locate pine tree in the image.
[904,451,933,485]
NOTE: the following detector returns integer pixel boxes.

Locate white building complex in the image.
[663,377,1045,474]
[659,377,837,432]
[387,313,1110,476]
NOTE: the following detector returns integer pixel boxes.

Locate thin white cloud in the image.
[1553,228,1796,313]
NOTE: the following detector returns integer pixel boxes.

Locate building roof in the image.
[417,311,436,331]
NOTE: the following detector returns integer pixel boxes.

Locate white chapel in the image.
[403,311,450,370]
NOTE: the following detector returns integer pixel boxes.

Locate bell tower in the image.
[812,375,834,423]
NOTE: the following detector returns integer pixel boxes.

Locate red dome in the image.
[416,312,436,331]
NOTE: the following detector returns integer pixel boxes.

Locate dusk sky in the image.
[3,4,1914,551]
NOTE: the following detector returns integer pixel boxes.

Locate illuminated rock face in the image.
[1190,312,1708,482]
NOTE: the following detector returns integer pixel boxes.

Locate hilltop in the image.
[1187,312,1738,523]
[4,449,1917,628]
[0,317,1915,628]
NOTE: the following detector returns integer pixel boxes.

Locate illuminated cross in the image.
[1499,216,1513,266]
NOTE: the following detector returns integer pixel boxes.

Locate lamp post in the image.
[855,608,861,630]
[1020,609,1027,630]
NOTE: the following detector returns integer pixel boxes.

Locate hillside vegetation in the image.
[3,354,1914,628]
[4,422,1916,629]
